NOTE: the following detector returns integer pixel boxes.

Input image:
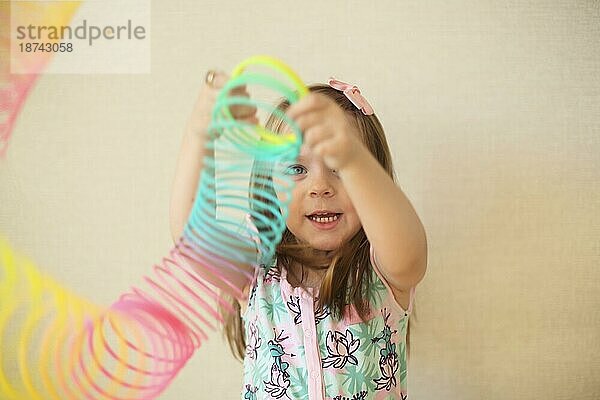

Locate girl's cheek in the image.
[273,187,293,204]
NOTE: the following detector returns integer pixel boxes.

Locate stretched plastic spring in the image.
[0,55,307,399]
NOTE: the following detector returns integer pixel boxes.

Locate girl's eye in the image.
[284,164,306,175]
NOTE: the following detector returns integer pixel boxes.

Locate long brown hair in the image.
[220,84,414,361]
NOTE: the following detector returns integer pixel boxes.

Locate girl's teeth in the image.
[309,215,339,223]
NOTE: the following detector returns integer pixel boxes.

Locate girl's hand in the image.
[185,70,259,141]
[286,93,363,171]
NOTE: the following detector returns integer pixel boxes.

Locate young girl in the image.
[170,70,427,400]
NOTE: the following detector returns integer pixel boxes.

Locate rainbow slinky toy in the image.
[0,55,308,399]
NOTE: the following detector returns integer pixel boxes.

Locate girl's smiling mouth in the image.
[306,213,343,230]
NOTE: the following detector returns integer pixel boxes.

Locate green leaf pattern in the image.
[241,251,411,399]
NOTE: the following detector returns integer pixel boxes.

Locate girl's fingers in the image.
[302,125,324,148]
[204,73,256,119]
[186,70,227,137]
[205,70,229,90]
[286,93,322,119]
[295,111,324,133]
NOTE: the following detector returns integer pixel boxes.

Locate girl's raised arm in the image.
[169,71,260,297]
[169,71,258,243]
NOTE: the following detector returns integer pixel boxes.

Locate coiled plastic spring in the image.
[0,55,307,399]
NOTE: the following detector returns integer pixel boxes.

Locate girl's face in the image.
[274,141,363,252]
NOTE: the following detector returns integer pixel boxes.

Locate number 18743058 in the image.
[18,42,73,53]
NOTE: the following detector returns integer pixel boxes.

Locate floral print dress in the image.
[240,244,415,400]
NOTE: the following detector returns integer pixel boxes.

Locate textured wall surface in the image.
[1,1,598,398]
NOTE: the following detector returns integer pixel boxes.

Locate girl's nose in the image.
[309,170,336,198]
[310,186,334,198]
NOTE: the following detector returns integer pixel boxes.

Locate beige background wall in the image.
[1,0,599,398]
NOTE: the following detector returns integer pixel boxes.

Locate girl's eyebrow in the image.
[278,155,308,165]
